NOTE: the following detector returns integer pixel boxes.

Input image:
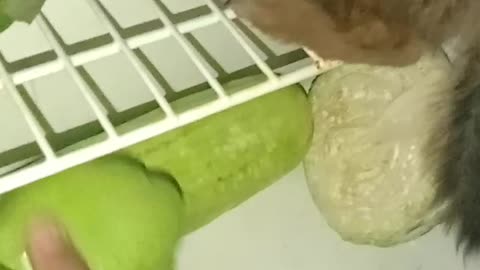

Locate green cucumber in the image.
[0,155,184,270]
[0,75,313,270]
[124,77,313,232]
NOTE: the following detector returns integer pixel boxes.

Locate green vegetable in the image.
[0,12,12,33]
[0,76,313,270]
[0,0,46,32]
[304,52,451,247]
[0,155,184,270]
[123,78,313,232]
[58,75,312,232]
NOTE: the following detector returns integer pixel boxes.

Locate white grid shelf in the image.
[0,0,339,194]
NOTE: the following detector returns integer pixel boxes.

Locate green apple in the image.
[0,155,184,270]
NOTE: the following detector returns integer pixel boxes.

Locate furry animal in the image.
[225,0,480,255]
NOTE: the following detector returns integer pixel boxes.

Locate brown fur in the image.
[226,0,480,254]
[228,0,479,66]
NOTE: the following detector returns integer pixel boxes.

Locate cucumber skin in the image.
[0,155,184,270]
[124,84,313,232]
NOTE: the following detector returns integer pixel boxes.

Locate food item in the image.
[0,155,184,270]
[0,75,313,270]
[123,78,313,232]
[304,52,451,246]
[58,75,312,232]
[0,0,46,31]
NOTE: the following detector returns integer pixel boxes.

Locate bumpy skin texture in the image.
[227,0,480,254]
[0,155,184,270]
[124,82,313,233]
